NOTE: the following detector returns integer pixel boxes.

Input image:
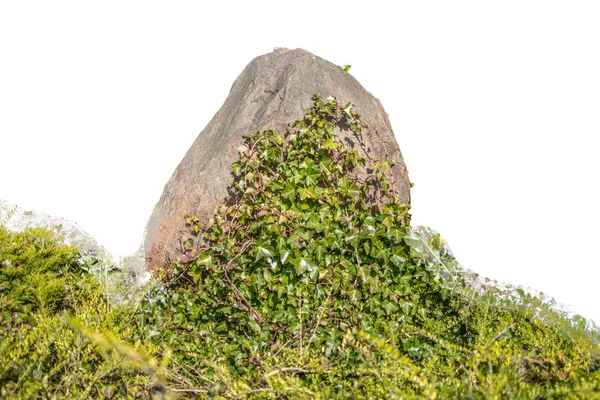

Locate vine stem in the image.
[223,270,264,323]
[301,284,334,363]
[218,239,263,324]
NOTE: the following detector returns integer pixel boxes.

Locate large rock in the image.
[145,48,411,269]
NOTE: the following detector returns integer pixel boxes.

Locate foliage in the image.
[158,95,426,361]
[131,95,600,398]
[0,204,18,228]
[1,95,599,398]
[0,226,167,399]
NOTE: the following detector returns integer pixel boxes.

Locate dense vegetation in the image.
[2,95,600,398]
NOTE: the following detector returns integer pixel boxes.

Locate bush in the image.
[0,226,162,399]
[1,95,599,398]
[129,95,600,398]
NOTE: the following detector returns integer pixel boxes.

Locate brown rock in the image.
[144,48,411,270]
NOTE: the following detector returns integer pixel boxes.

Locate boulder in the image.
[145,48,411,270]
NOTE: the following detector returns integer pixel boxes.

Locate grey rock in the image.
[0,199,104,255]
[145,48,411,270]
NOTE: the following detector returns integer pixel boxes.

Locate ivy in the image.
[131,94,600,397]
[2,94,600,399]
[160,95,436,362]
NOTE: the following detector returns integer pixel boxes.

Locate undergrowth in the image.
[1,95,599,399]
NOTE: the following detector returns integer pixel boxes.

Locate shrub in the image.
[1,95,599,398]
[0,226,162,399]
[129,95,600,398]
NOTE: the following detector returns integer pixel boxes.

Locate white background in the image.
[1,2,599,323]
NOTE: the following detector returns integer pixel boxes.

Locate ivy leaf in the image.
[404,235,426,255]
[306,216,323,233]
[382,300,398,316]
[196,255,212,266]
[315,245,326,263]
[358,265,369,283]
[305,173,319,187]
[263,268,271,284]
[270,132,285,145]
[322,137,339,150]
[291,257,314,276]
[401,301,414,315]
[282,184,296,200]
[298,187,316,200]
[255,245,275,261]
[280,249,290,265]
[369,239,385,259]
[343,102,355,119]
[390,254,406,267]
[247,320,261,334]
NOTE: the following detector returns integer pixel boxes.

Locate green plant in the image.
[2,94,600,399]
[128,95,600,398]
[0,204,18,228]
[154,94,437,360]
[0,226,163,398]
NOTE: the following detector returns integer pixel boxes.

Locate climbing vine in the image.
[2,94,600,399]
[160,95,452,359]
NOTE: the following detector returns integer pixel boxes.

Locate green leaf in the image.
[263,268,271,284]
[298,187,316,200]
[256,245,275,261]
[358,265,369,283]
[343,102,355,119]
[315,245,326,263]
[271,181,284,191]
[247,320,261,334]
[369,239,385,259]
[282,184,296,200]
[291,257,314,276]
[390,254,406,267]
[196,255,212,266]
[322,137,339,150]
[382,300,398,316]
[306,216,323,233]
[305,173,319,187]
[280,249,290,265]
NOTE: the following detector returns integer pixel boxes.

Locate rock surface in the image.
[145,48,411,270]
[0,199,104,255]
